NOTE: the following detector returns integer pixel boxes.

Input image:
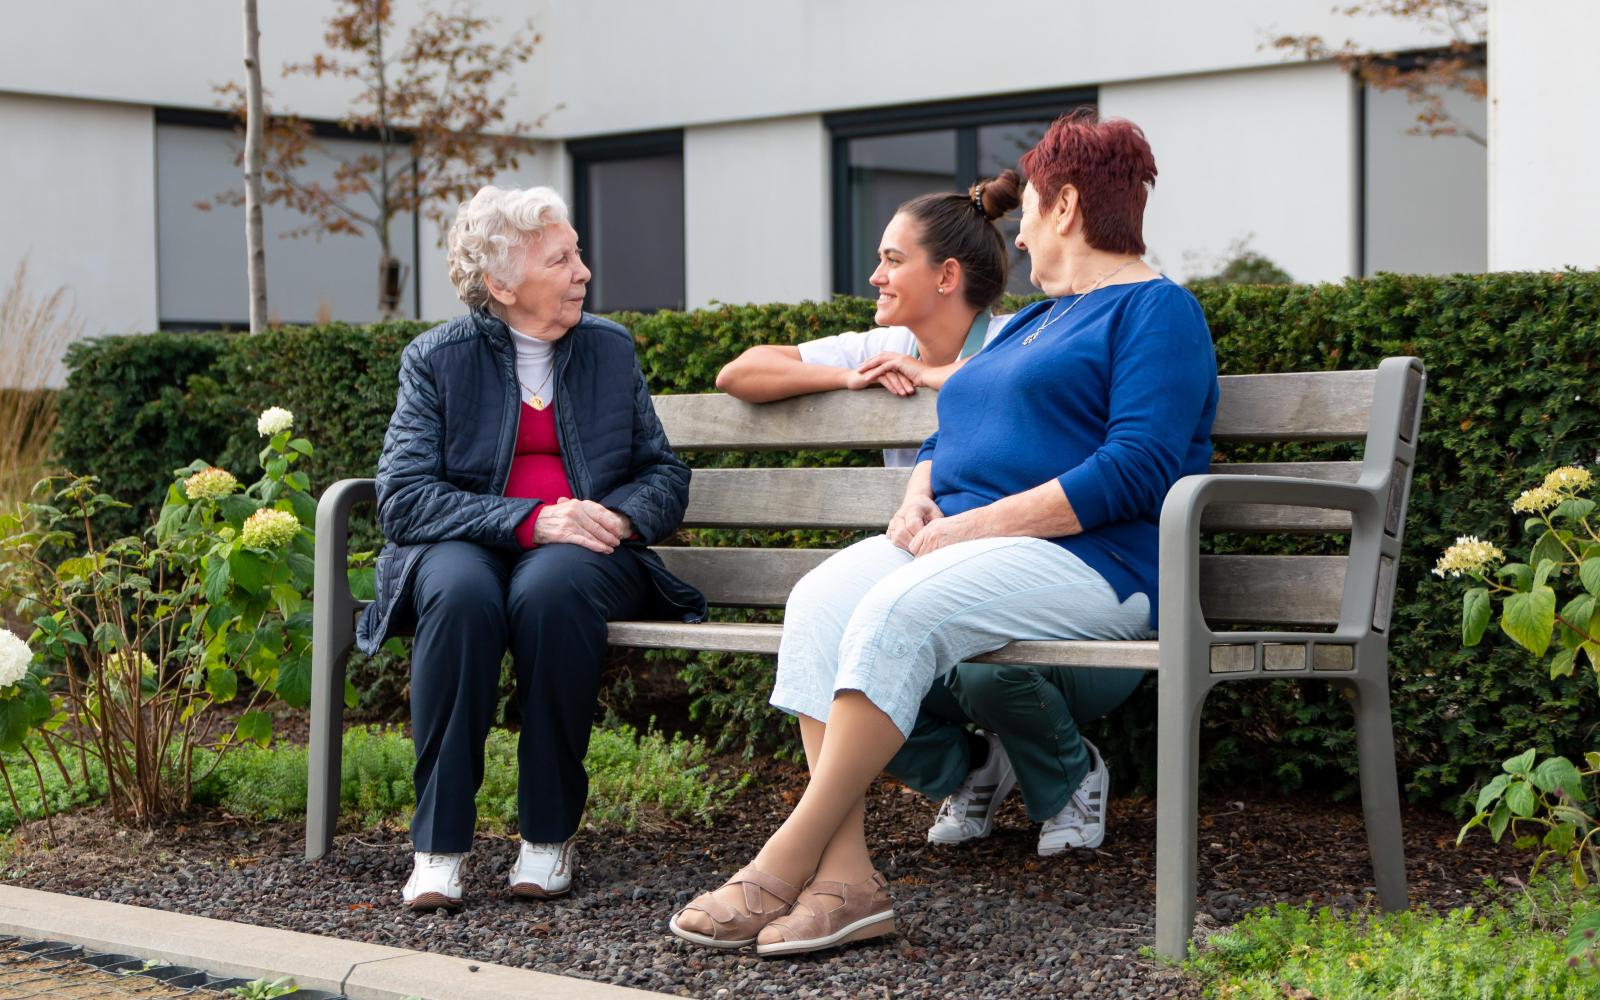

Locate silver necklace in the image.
[1021,259,1140,346]
[518,367,556,410]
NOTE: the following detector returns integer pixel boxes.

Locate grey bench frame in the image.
[306,356,1425,959]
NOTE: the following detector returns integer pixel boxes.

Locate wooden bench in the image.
[305,356,1425,959]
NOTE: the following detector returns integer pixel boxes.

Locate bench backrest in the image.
[650,361,1425,633]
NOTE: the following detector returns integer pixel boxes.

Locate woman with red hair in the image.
[671,111,1219,957]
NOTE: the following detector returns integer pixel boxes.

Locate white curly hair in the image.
[446,185,570,309]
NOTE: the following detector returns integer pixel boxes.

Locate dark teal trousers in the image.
[884,662,1144,821]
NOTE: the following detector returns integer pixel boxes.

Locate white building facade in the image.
[0,0,1587,349]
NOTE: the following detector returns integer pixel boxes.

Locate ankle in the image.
[812,859,877,885]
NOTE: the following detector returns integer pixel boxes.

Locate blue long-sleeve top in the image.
[915,276,1219,627]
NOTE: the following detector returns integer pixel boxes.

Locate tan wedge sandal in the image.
[669,865,802,950]
[755,871,895,957]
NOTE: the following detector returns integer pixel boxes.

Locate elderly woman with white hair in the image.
[355,185,706,911]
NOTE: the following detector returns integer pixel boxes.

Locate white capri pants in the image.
[769,534,1154,738]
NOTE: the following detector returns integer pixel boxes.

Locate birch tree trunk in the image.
[243,0,268,333]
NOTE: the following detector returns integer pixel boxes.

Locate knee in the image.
[506,555,609,632]
[948,664,1037,720]
[415,569,506,632]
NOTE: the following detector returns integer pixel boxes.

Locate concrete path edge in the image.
[0,885,666,999]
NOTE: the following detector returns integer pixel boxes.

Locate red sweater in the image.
[505,402,573,548]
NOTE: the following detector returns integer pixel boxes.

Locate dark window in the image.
[153,109,421,330]
[570,131,685,313]
[827,89,1095,297]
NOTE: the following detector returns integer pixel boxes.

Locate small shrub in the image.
[1184,877,1600,998]
[195,724,748,833]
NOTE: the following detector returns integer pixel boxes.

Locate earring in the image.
[937,287,947,295]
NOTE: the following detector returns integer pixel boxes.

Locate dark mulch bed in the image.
[2,763,1528,1000]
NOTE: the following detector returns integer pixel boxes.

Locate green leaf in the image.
[1535,559,1560,591]
[348,567,376,602]
[1503,748,1538,776]
[1581,558,1600,596]
[1569,910,1600,955]
[1475,773,1511,813]
[276,651,311,708]
[1550,805,1591,827]
[288,491,318,528]
[234,710,272,748]
[265,457,288,480]
[344,675,358,710]
[1532,756,1585,800]
[218,495,258,529]
[1531,529,1570,570]
[1505,780,1537,817]
[1560,595,1595,650]
[289,437,314,456]
[285,552,316,588]
[1502,587,1556,656]
[55,555,98,581]
[1496,563,1533,591]
[1488,800,1512,841]
[203,558,233,605]
[228,550,268,595]
[1456,811,1486,845]
[1554,497,1596,522]
[205,666,237,703]
[1572,853,1591,890]
[1582,641,1600,673]
[0,698,30,753]
[1550,648,1576,679]
[1587,751,1600,771]
[284,471,310,494]
[1462,588,1490,646]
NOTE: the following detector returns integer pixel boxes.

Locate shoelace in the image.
[936,783,983,824]
[1044,790,1094,833]
[421,853,459,871]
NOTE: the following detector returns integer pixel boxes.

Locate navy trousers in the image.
[407,540,649,852]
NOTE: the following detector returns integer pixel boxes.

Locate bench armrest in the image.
[313,478,377,646]
[1158,473,1384,645]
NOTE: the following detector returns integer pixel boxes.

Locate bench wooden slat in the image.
[652,371,1377,450]
[651,548,1348,626]
[682,462,1361,533]
[606,620,1163,669]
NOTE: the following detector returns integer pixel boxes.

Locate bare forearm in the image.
[715,346,849,402]
[903,460,934,502]
[969,479,1082,538]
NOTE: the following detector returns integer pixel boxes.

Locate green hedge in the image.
[49,273,1600,801]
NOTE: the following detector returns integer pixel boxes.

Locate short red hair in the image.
[1019,109,1157,255]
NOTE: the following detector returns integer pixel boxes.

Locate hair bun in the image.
[974,169,1022,221]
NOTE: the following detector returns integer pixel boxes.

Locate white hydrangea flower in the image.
[257,406,294,437]
[240,508,301,549]
[1511,486,1561,515]
[0,628,33,688]
[1543,466,1592,494]
[1433,535,1505,579]
[183,467,240,501]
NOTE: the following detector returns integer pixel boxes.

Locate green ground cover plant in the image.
[50,273,1600,800]
[1184,877,1600,998]
[193,723,747,833]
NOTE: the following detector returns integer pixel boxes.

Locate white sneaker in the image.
[507,839,576,898]
[402,851,465,911]
[1038,738,1109,855]
[927,731,1018,845]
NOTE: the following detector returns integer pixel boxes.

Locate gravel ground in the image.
[3,763,1529,1000]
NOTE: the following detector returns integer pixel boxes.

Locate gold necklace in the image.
[1021,259,1140,347]
[518,367,556,410]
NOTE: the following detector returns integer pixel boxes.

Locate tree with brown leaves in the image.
[1273,1,1487,146]
[212,0,550,317]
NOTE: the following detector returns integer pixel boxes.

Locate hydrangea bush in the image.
[1438,464,1600,972]
[0,408,353,825]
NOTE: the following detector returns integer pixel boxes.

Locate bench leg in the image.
[1155,670,1208,960]
[1347,676,1409,912]
[305,631,350,861]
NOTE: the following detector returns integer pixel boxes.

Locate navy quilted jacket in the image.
[355,308,706,654]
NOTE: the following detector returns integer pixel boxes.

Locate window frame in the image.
[568,128,686,313]
[152,107,422,329]
[824,87,1096,295]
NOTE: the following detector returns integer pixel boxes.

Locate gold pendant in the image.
[529,395,546,410]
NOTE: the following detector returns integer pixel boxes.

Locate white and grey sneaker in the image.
[402,851,465,911]
[507,839,576,898]
[1038,738,1109,855]
[927,731,1018,845]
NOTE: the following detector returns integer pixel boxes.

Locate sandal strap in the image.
[729,864,802,908]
